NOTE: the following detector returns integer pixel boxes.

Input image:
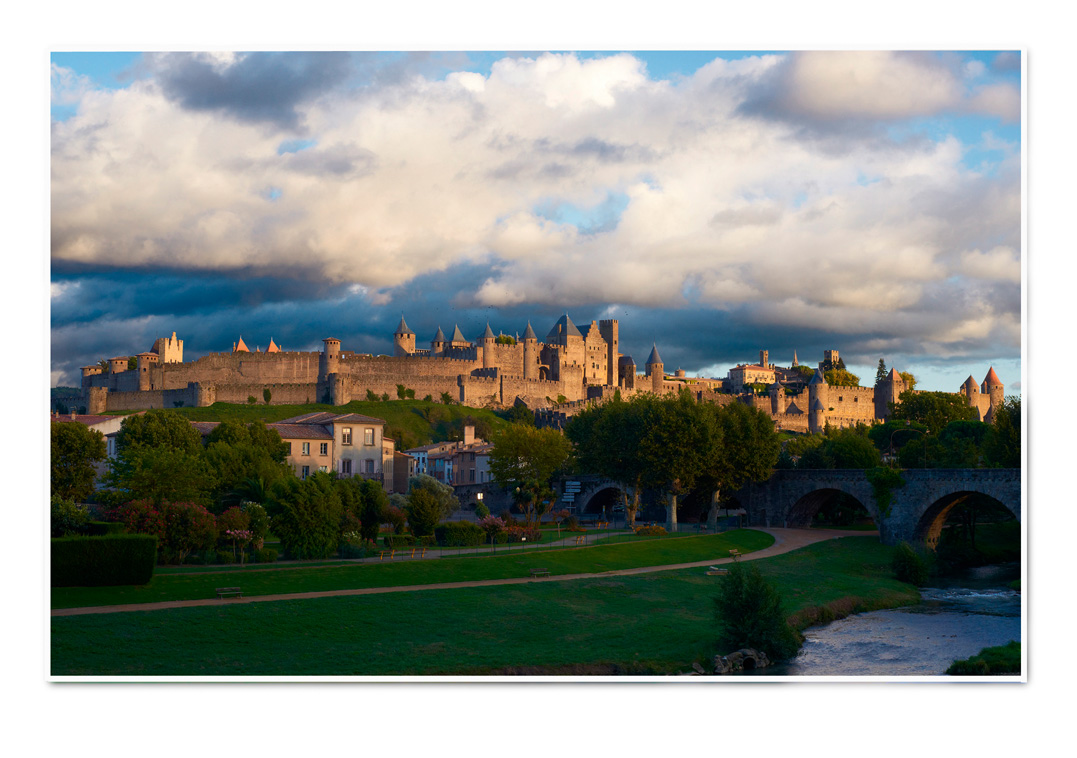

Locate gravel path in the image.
[51,528,877,617]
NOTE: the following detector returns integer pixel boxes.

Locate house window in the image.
[470,469,475,483]
[319,465,328,473]
[302,442,310,456]
[342,427,352,445]
[341,459,352,475]
[366,459,375,474]
[301,465,310,479]
[365,428,374,445]
[284,442,292,456]
[320,442,328,456]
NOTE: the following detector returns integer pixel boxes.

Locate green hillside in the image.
[170,399,512,450]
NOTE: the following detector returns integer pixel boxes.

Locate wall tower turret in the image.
[393,316,416,357]
[523,321,538,381]
[646,343,664,395]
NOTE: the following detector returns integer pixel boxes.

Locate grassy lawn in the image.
[51,530,775,609]
[50,536,915,676]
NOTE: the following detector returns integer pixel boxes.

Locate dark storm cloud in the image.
[152,52,352,131]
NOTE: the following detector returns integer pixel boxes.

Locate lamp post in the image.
[889,422,928,469]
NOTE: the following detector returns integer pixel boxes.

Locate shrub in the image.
[86,521,125,536]
[892,541,931,586]
[184,553,206,565]
[634,525,667,536]
[242,501,270,549]
[255,548,279,563]
[478,514,507,542]
[217,550,236,564]
[946,641,1021,675]
[713,562,802,662]
[268,475,343,560]
[435,521,485,547]
[505,525,541,543]
[383,504,407,534]
[51,496,90,537]
[405,488,443,537]
[113,499,164,538]
[474,502,490,519]
[158,501,218,564]
[51,535,157,587]
[383,534,417,548]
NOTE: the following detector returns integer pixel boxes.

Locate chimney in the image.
[70,411,77,420]
[464,425,475,445]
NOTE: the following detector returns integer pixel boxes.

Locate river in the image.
[751,564,1022,677]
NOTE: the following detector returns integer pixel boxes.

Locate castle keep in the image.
[79,323,1006,435]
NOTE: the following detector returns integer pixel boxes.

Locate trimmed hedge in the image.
[435,521,485,547]
[51,535,157,587]
[383,534,417,548]
[86,521,125,536]
[255,548,279,563]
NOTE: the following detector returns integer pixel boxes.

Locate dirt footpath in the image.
[51,528,877,617]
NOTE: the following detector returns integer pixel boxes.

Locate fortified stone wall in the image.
[459,375,501,406]
[208,382,319,406]
[154,351,322,390]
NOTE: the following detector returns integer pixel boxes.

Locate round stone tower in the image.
[431,326,447,357]
[393,316,416,357]
[807,369,829,433]
[982,367,1004,415]
[646,343,664,395]
[481,322,496,370]
[320,338,341,381]
[769,380,785,415]
[523,321,538,381]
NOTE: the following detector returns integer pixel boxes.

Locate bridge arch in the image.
[915,490,1018,550]
[580,485,623,515]
[785,487,879,528]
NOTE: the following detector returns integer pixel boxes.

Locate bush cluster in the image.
[51,496,90,537]
[505,526,541,543]
[255,548,279,563]
[892,541,931,586]
[434,521,485,546]
[51,535,157,587]
[634,525,668,536]
[383,534,417,548]
[713,563,802,662]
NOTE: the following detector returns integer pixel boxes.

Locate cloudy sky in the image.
[50,50,1022,393]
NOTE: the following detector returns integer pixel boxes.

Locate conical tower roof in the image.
[433,326,445,342]
[646,343,663,366]
[267,338,280,353]
[983,367,1002,387]
[545,313,583,342]
[451,324,466,343]
[792,350,799,367]
[523,321,537,341]
[395,315,414,335]
[962,375,979,392]
[482,322,495,340]
[809,368,827,385]
[234,336,249,353]
[811,398,825,411]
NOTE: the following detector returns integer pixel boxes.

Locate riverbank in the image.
[52,534,916,676]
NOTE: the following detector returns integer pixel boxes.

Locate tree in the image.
[51,422,106,501]
[265,473,343,559]
[336,474,389,542]
[899,371,917,391]
[697,401,781,529]
[875,359,887,385]
[824,368,860,387]
[635,389,718,528]
[983,396,1021,468]
[714,563,801,661]
[488,424,572,489]
[567,395,652,527]
[890,390,976,435]
[263,387,272,405]
[104,445,216,507]
[405,488,442,536]
[406,474,458,522]
[115,409,202,454]
[504,403,535,426]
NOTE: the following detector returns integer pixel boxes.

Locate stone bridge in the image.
[734,468,1021,546]
[557,476,626,515]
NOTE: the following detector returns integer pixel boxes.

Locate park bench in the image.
[216,587,242,599]
[574,535,586,545]
[706,566,729,576]
[529,568,551,578]
[728,549,741,562]
[596,521,609,529]
[379,546,428,561]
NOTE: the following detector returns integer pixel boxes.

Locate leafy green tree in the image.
[336,475,389,542]
[824,368,860,387]
[51,421,107,501]
[51,495,90,537]
[406,474,458,521]
[504,403,535,426]
[899,371,917,391]
[890,390,976,435]
[983,396,1021,468]
[440,392,454,405]
[825,427,882,469]
[104,446,216,507]
[714,563,801,661]
[115,409,202,454]
[266,473,343,559]
[396,384,407,400]
[405,488,443,536]
[567,394,652,526]
[264,387,272,404]
[697,401,780,529]
[489,424,572,489]
[792,365,816,381]
[635,389,718,528]
[875,359,887,385]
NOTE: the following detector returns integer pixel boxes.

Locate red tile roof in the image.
[51,414,115,425]
[270,423,333,440]
[983,367,1002,386]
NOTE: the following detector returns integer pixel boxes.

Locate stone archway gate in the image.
[734,468,1021,546]
[558,475,625,515]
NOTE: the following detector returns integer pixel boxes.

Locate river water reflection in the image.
[753,564,1022,677]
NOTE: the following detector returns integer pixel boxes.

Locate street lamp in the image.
[889,422,928,469]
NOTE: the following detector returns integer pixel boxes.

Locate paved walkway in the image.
[51,528,877,618]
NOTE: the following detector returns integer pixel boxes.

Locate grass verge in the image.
[945,641,1021,675]
[50,535,916,676]
[51,530,774,609]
